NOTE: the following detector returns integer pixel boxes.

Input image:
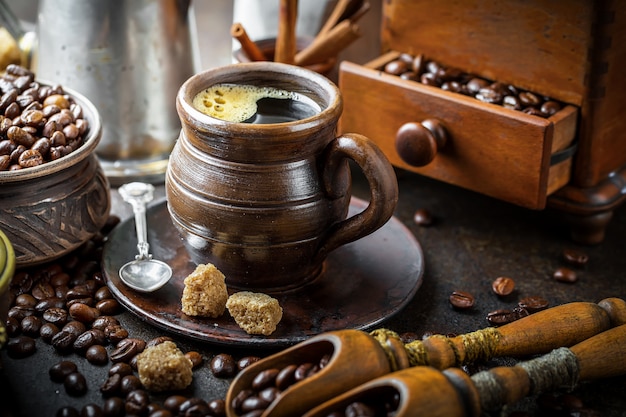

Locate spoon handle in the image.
[119,182,155,260]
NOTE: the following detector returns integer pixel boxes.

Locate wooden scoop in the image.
[304,323,626,417]
[225,298,625,417]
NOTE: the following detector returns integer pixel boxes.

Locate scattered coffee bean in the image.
[20,315,43,336]
[562,248,589,267]
[125,389,150,416]
[210,353,238,378]
[49,360,79,383]
[109,362,134,377]
[79,403,103,417]
[56,406,80,417]
[102,397,125,417]
[6,335,36,358]
[518,296,549,313]
[491,276,515,296]
[449,290,475,309]
[486,306,529,326]
[164,395,188,413]
[413,208,434,226]
[40,322,60,342]
[236,356,260,372]
[553,267,577,283]
[185,351,204,369]
[86,344,108,366]
[64,372,88,396]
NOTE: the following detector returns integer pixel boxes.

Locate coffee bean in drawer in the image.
[380,54,563,118]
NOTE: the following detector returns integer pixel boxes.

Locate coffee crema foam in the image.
[192,83,312,123]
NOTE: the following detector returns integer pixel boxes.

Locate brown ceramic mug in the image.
[166,62,398,292]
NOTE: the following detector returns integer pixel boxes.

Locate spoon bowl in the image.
[119,258,172,293]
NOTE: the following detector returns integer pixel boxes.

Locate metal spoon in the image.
[118,182,172,292]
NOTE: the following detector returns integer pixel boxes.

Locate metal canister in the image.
[35,0,197,184]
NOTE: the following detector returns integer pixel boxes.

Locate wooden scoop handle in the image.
[416,298,625,369]
[472,323,626,412]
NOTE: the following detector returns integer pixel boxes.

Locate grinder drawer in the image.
[338,57,578,210]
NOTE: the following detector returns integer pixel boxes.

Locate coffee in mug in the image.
[192,83,320,124]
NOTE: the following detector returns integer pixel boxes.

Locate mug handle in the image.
[316,133,399,261]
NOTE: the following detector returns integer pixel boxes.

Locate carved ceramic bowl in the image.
[0,85,111,268]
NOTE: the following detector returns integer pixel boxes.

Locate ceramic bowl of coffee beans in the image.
[0,64,111,267]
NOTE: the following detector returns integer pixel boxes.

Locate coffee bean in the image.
[110,338,146,363]
[119,375,143,395]
[238,356,261,371]
[52,330,78,353]
[62,320,87,337]
[562,248,589,267]
[92,315,120,330]
[14,293,37,307]
[413,208,434,226]
[95,298,121,315]
[56,406,80,417]
[518,296,549,313]
[252,368,279,391]
[102,397,125,417]
[275,364,297,390]
[553,267,577,283]
[486,309,518,326]
[294,363,317,381]
[86,345,108,366]
[125,390,150,415]
[7,336,37,358]
[80,403,103,417]
[491,276,515,296]
[179,398,210,416]
[185,351,204,369]
[164,395,188,413]
[5,316,20,336]
[40,322,60,342]
[109,362,134,377]
[68,302,100,323]
[64,372,88,396]
[73,328,106,353]
[449,290,475,309]
[210,353,237,378]
[208,399,226,417]
[49,360,79,382]
[100,373,122,397]
[20,315,43,336]
[42,306,69,325]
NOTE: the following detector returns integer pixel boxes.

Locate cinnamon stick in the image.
[317,0,359,38]
[231,23,267,62]
[274,0,298,64]
[295,20,361,66]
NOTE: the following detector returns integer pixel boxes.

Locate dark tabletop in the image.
[1,166,625,417]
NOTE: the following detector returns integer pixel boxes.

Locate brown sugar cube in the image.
[181,263,229,318]
[226,291,283,336]
[136,341,193,392]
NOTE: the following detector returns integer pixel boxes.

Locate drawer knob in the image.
[395,119,447,167]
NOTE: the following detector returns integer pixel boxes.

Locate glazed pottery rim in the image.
[0,81,102,183]
[0,229,15,297]
[177,61,342,131]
